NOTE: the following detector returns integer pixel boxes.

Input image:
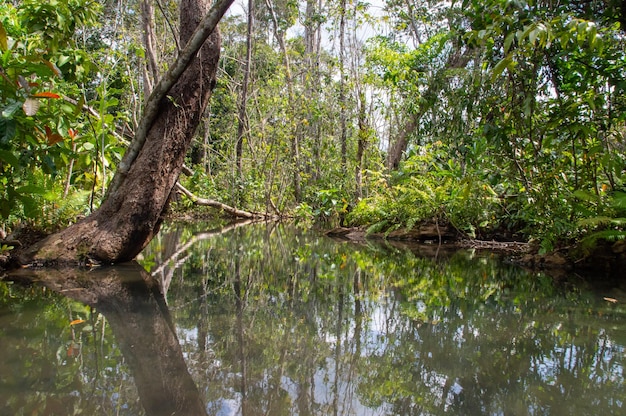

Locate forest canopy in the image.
[0,0,625,256]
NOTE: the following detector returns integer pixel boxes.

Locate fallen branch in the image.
[458,239,530,252]
[175,182,269,219]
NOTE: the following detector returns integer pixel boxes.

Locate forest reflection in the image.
[2,222,625,415]
[142,222,626,415]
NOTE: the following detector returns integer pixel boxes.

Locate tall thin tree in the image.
[235,0,254,204]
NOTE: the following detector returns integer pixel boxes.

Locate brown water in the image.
[1,222,625,415]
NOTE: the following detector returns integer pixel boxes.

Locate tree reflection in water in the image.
[5,263,206,416]
[146,222,626,416]
[2,222,625,415]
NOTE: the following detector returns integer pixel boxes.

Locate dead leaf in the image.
[22,98,40,116]
[44,126,64,145]
[43,60,63,78]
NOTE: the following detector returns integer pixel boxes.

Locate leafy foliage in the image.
[1,0,625,257]
[0,1,128,232]
[348,143,503,237]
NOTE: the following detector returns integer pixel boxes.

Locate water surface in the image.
[1,222,625,415]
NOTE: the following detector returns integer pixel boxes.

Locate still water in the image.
[1,222,625,415]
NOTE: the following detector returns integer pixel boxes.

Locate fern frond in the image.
[611,191,626,210]
[367,220,389,235]
[581,229,626,253]
[578,216,618,227]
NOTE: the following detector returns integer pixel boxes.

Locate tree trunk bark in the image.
[355,91,368,199]
[235,0,254,191]
[20,0,227,265]
[387,112,418,171]
[141,0,159,98]
[338,0,348,176]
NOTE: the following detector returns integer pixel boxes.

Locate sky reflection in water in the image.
[1,222,625,415]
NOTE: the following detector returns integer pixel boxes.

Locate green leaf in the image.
[611,192,626,210]
[2,101,22,119]
[520,24,535,43]
[0,21,7,51]
[61,104,74,114]
[16,185,46,195]
[0,198,11,218]
[504,32,515,54]
[573,189,599,203]
[491,56,513,81]
[0,150,19,166]
[57,55,70,67]
[529,26,539,45]
[74,96,85,116]
[0,117,17,147]
[21,196,39,218]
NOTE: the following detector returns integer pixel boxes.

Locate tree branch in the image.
[175,182,270,219]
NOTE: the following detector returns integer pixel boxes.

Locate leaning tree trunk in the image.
[21,0,227,265]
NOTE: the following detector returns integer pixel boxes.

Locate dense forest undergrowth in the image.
[1,0,625,272]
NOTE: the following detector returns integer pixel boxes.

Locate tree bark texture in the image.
[355,91,367,199]
[21,0,223,264]
[175,182,270,219]
[338,0,348,175]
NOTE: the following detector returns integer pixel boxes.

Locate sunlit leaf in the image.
[504,32,515,54]
[491,56,513,81]
[73,96,84,116]
[0,21,7,51]
[16,185,46,195]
